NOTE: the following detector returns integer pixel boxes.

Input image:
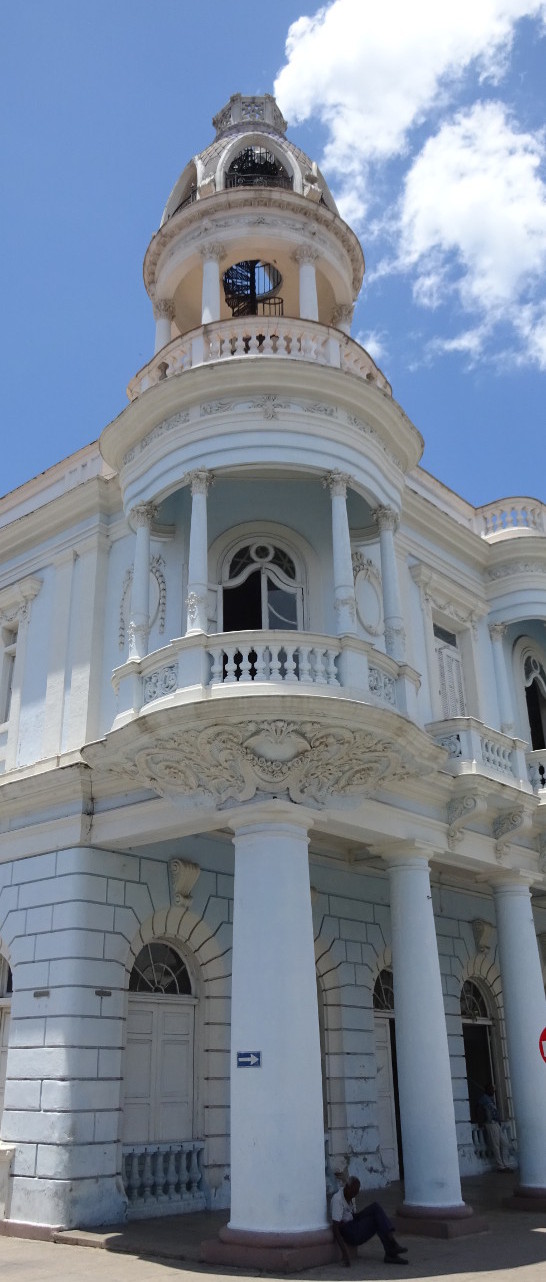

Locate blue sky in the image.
[2,0,545,506]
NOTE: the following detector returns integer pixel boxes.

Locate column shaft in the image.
[299,259,319,320]
[374,508,406,661]
[229,817,327,1234]
[324,472,357,637]
[489,624,515,734]
[186,472,211,634]
[201,248,225,324]
[494,881,546,1190]
[129,507,154,659]
[388,854,466,1211]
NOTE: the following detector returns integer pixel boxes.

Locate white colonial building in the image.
[0,93,545,1267]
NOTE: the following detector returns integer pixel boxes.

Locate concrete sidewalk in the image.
[0,1174,544,1281]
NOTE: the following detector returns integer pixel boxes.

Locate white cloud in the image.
[355,329,388,364]
[275,0,546,190]
[397,102,546,319]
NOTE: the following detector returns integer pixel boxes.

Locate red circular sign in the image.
[540,1028,546,1063]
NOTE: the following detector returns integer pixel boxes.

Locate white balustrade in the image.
[471,1123,515,1164]
[527,749,546,792]
[127,319,391,401]
[122,1141,205,1217]
[479,499,545,537]
[208,633,340,687]
[430,718,528,786]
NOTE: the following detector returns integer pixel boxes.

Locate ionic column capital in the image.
[322,469,353,498]
[152,297,175,322]
[185,469,214,497]
[372,505,399,533]
[199,242,226,263]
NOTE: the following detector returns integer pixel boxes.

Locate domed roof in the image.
[160,93,338,225]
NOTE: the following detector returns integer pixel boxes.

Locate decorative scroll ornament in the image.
[119,556,167,651]
[446,792,487,851]
[169,859,200,907]
[492,809,527,862]
[143,664,178,704]
[94,718,422,812]
[249,395,290,420]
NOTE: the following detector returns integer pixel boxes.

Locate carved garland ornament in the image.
[102,718,417,811]
[119,556,167,651]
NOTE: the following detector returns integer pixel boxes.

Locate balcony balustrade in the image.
[527,749,546,792]
[127,318,391,402]
[429,717,531,790]
[477,498,546,539]
[112,630,415,726]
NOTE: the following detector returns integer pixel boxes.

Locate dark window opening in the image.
[223,259,283,318]
[226,146,292,191]
[526,680,546,750]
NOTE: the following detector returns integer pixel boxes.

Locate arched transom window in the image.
[373,968,394,1012]
[221,541,304,632]
[129,943,192,995]
[460,979,489,1021]
[524,654,546,750]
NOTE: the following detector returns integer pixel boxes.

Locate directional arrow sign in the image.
[540,1028,546,1064]
[237,1051,262,1068]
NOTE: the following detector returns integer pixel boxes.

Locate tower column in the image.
[293,247,319,321]
[493,878,546,1200]
[373,505,406,661]
[153,298,174,353]
[323,471,357,637]
[201,244,225,324]
[229,806,327,1234]
[488,623,515,734]
[185,470,212,634]
[128,503,157,659]
[384,847,473,1223]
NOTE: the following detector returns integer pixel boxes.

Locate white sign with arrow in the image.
[236,1051,262,1067]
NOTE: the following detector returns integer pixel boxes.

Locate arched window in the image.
[221,541,304,633]
[373,968,394,1012]
[524,655,546,750]
[129,942,192,995]
[226,146,291,191]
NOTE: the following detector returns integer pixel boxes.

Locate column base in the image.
[504,1186,546,1213]
[201,1224,337,1272]
[395,1203,489,1238]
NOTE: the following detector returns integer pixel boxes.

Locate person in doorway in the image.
[331,1176,408,1267]
[478,1082,512,1172]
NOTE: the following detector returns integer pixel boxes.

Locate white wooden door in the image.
[123,997,195,1145]
[374,1015,399,1179]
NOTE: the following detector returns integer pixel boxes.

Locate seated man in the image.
[331,1176,408,1268]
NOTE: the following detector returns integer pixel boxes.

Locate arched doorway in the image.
[123,942,196,1145]
[460,979,498,1123]
[373,969,403,1180]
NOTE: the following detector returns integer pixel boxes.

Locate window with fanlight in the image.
[220,541,304,633]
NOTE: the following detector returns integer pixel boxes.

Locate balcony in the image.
[127,318,391,402]
[428,717,532,792]
[477,498,546,540]
[111,631,419,727]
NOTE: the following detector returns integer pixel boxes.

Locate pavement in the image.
[0,1173,544,1282]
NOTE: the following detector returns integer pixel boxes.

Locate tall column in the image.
[153,297,174,353]
[323,471,357,637]
[488,622,515,734]
[185,470,212,635]
[385,847,471,1220]
[128,503,157,659]
[228,806,327,1236]
[493,878,546,1196]
[200,244,225,324]
[373,505,406,662]
[293,246,319,321]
